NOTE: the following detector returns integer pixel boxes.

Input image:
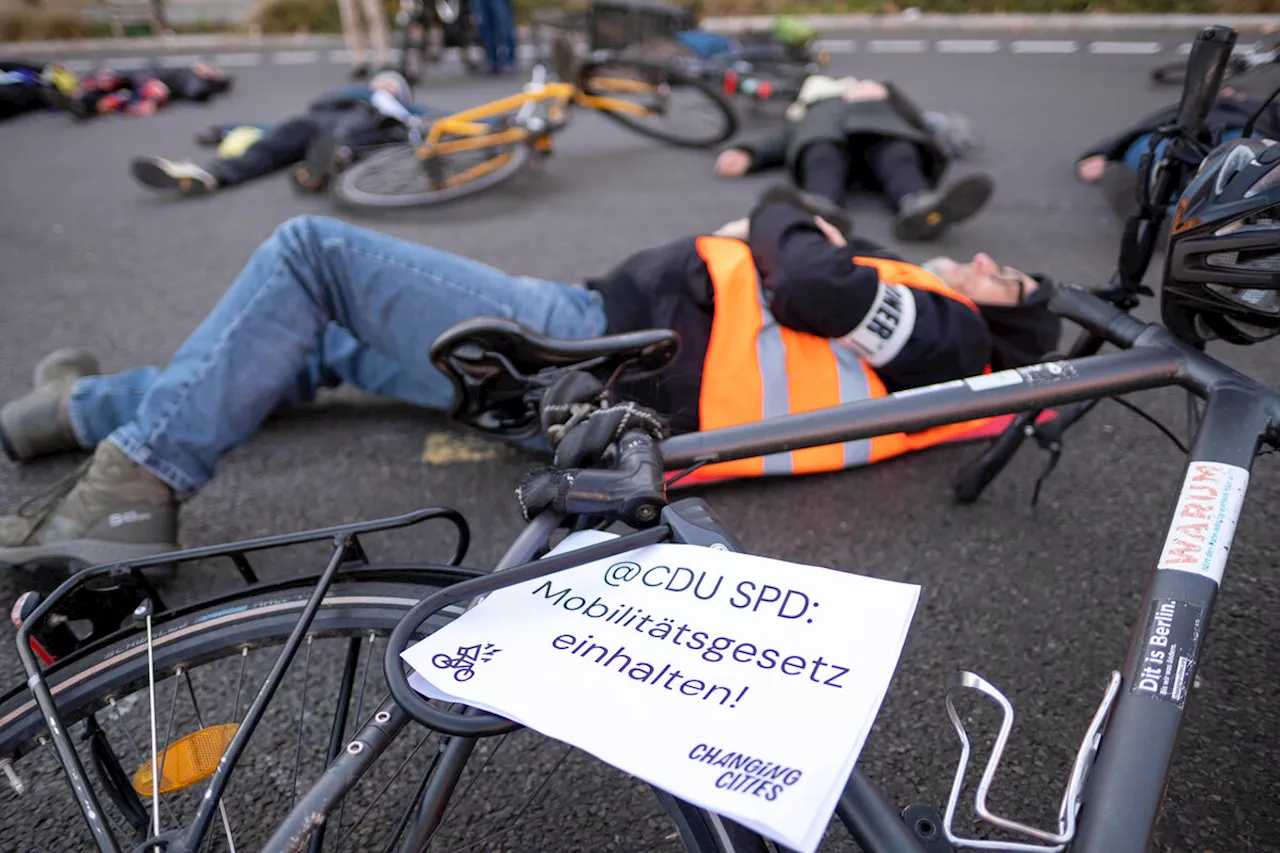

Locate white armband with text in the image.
[835,280,917,368]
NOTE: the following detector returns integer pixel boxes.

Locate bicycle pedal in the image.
[941,670,1122,852]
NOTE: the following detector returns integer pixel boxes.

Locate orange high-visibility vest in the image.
[684,236,1001,484]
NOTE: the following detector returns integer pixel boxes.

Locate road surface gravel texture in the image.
[2,27,1280,853]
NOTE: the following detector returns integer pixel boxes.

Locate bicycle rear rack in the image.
[942,670,1122,852]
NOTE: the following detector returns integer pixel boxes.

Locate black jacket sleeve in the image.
[884,81,932,135]
[1079,97,1274,163]
[747,203,992,387]
[725,129,790,173]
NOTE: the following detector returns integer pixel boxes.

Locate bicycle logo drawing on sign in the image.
[432,643,502,681]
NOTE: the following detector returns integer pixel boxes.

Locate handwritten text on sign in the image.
[402,531,920,853]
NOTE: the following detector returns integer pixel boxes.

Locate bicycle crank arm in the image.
[941,670,1122,852]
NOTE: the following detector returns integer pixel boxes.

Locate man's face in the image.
[926,253,1038,306]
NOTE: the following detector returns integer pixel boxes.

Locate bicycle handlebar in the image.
[555,429,668,527]
[1049,283,1149,348]
[386,429,669,735]
[953,284,1150,503]
[1175,26,1238,143]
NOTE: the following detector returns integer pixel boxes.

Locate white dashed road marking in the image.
[814,38,857,53]
[156,54,202,66]
[1088,40,1163,54]
[1011,40,1079,54]
[273,50,320,65]
[213,52,262,66]
[867,39,929,53]
[936,39,1001,53]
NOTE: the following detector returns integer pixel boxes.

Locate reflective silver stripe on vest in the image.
[832,343,875,467]
[753,283,877,475]
[755,286,794,476]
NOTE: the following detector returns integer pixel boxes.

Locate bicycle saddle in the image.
[430,317,680,439]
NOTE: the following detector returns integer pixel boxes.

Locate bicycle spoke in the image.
[334,632,377,851]
[336,729,434,849]
[377,745,446,853]
[181,671,238,853]
[143,606,162,841]
[231,647,249,722]
[434,732,511,830]
[109,697,180,828]
[154,666,182,803]
[619,816,692,853]
[436,743,573,852]
[290,635,315,808]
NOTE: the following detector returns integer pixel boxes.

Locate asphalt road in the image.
[2,30,1280,853]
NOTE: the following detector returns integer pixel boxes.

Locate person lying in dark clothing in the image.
[0,60,77,122]
[45,61,232,119]
[715,75,993,243]
[1075,86,1280,218]
[129,70,438,196]
[0,187,1059,566]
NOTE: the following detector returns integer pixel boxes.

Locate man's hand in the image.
[715,149,752,178]
[842,79,888,103]
[1076,154,1107,183]
[714,218,750,240]
[813,216,847,247]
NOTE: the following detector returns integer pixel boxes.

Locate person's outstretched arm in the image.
[718,129,790,174]
[747,203,992,386]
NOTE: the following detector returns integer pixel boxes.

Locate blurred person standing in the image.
[472,0,516,74]
[338,0,391,78]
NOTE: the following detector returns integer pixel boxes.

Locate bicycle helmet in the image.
[1162,136,1280,345]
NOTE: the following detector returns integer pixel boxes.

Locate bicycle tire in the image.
[330,140,532,210]
[0,566,470,761]
[583,56,739,149]
[1,566,765,853]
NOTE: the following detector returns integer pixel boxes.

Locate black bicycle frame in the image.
[17,290,1280,853]
[660,301,1280,853]
[353,296,1278,853]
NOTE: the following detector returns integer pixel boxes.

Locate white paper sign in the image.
[402,531,920,853]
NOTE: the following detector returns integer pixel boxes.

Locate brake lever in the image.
[1025,398,1102,508]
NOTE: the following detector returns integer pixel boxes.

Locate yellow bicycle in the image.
[332,37,739,209]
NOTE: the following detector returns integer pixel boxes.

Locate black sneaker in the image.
[290,135,354,194]
[894,174,993,242]
[131,157,218,195]
[756,184,854,237]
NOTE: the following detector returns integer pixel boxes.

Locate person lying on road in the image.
[0,188,1059,568]
[0,60,78,122]
[1074,86,1280,218]
[44,61,233,119]
[130,70,434,196]
[714,75,991,243]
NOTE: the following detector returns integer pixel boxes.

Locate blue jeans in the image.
[66,216,607,492]
[1122,128,1245,170]
[471,0,516,72]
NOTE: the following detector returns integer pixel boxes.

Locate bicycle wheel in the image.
[331,139,532,209]
[0,567,758,852]
[582,56,739,148]
[397,17,427,83]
